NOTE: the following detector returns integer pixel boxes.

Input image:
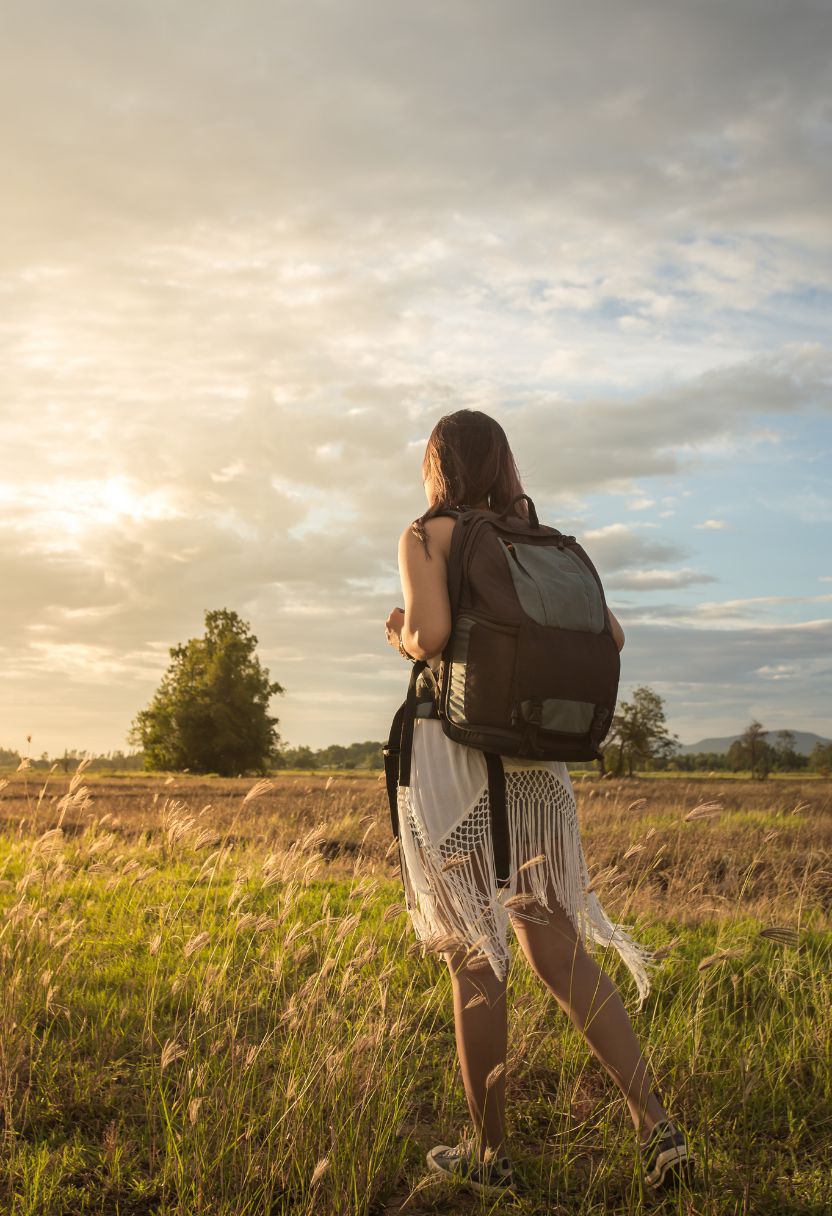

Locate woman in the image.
[384,409,693,1197]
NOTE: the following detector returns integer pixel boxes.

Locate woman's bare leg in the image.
[509,879,668,1142]
[442,945,508,1161]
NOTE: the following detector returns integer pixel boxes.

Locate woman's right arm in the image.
[608,608,625,652]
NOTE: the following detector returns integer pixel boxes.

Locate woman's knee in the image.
[442,948,506,1003]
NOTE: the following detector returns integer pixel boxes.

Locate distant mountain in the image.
[677,729,830,757]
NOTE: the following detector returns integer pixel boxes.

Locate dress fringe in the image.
[397,766,661,1010]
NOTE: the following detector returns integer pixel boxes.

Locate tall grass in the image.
[0,764,829,1214]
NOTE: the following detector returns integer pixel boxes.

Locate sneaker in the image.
[639,1118,695,1190]
[426,1139,515,1196]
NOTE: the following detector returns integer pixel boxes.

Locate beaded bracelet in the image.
[397,633,415,662]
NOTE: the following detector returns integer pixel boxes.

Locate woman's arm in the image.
[608,607,625,652]
[395,523,452,661]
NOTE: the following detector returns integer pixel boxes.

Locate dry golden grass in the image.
[0,766,829,1213]
[2,769,828,924]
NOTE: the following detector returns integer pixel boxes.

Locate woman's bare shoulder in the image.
[402,513,456,561]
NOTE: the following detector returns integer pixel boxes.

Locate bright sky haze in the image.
[1,0,831,757]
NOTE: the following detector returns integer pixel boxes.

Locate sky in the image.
[1,0,830,757]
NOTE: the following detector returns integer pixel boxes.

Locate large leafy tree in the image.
[727,720,774,778]
[130,610,284,775]
[603,685,679,777]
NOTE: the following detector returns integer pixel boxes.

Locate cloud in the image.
[606,568,720,591]
[0,0,830,752]
[618,618,832,743]
[695,519,729,530]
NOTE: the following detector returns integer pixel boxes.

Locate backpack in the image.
[383,493,620,888]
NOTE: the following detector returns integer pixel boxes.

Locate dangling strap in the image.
[398,658,427,789]
[484,752,511,889]
[382,658,428,840]
[382,700,407,839]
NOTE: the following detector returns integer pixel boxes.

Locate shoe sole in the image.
[644,1145,695,1189]
[426,1149,515,1196]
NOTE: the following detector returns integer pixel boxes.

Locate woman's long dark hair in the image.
[411,409,528,557]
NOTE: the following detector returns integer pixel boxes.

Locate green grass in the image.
[0,785,829,1214]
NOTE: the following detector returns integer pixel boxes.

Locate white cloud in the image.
[607,568,719,591]
[0,0,830,752]
[695,519,729,529]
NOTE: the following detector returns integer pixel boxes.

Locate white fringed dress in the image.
[396,708,660,1010]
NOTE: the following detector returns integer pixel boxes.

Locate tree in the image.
[808,741,832,776]
[731,720,774,779]
[771,729,806,772]
[603,686,680,777]
[130,609,284,776]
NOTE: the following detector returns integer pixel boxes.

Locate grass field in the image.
[0,766,829,1214]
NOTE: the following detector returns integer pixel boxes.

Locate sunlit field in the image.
[0,765,829,1215]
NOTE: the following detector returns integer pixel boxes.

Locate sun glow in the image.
[0,476,181,550]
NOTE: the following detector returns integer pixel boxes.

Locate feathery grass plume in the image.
[68,753,93,793]
[759,926,802,946]
[383,837,400,861]
[129,865,155,886]
[184,931,211,958]
[319,956,338,980]
[763,830,780,844]
[160,1038,186,1069]
[382,903,404,923]
[684,801,723,821]
[420,931,463,955]
[283,921,305,947]
[193,827,220,850]
[243,779,274,805]
[88,832,117,855]
[584,864,627,894]
[627,798,647,811]
[149,933,163,956]
[651,935,681,961]
[623,842,647,860]
[460,934,491,967]
[517,852,547,875]
[121,859,141,874]
[33,828,64,855]
[501,892,547,924]
[333,912,360,943]
[188,1097,202,1125]
[16,757,31,771]
[310,1154,331,1187]
[348,876,378,901]
[324,775,335,791]
[463,992,487,1010]
[698,946,745,971]
[791,801,811,815]
[485,1062,505,1089]
[440,853,469,873]
[236,912,258,931]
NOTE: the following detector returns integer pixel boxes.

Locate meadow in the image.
[0,764,829,1215]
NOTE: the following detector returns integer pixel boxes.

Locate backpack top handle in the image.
[497,493,540,530]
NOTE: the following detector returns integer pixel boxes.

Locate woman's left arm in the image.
[392,524,452,661]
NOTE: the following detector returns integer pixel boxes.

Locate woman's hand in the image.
[385,606,406,651]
